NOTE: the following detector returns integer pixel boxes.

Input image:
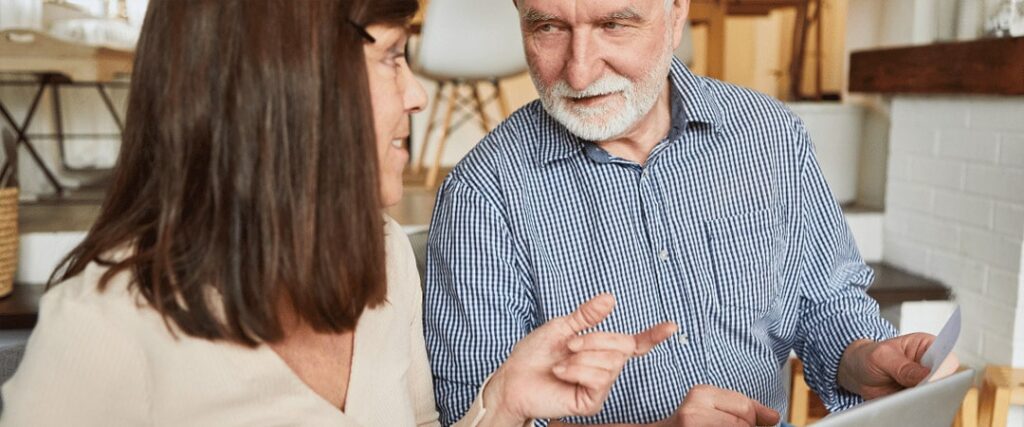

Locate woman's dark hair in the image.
[49,0,419,346]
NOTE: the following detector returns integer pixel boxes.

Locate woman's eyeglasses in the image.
[348,19,376,44]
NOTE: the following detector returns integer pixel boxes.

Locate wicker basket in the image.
[0,187,17,298]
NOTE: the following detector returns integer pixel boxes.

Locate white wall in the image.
[884,96,1024,367]
[882,95,1024,424]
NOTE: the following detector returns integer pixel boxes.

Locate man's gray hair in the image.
[518,0,676,14]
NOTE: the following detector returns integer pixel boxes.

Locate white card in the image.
[918,306,961,383]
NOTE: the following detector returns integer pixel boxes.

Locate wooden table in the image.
[0,285,43,330]
[866,262,952,306]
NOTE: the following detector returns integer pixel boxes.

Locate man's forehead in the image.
[518,0,661,20]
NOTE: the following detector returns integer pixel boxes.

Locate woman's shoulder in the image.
[42,250,141,315]
[43,258,134,307]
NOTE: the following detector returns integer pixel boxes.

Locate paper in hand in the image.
[918,306,961,383]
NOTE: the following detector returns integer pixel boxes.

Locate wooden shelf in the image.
[0,29,133,82]
[849,36,1024,95]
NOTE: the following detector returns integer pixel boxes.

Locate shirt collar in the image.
[539,57,724,165]
[668,56,724,132]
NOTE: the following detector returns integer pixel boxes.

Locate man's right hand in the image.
[657,384,780,427]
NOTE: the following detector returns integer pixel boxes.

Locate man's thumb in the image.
[895,361,930,387]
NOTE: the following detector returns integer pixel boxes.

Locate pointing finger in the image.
[632,322,678,356]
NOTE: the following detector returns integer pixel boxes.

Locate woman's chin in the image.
[381,182,403,208]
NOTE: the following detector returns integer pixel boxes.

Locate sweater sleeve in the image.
[0,287,150,426]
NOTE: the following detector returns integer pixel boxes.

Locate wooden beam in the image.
[849,36,1024,95]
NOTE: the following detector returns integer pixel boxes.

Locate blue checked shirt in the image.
[424,58,897,425]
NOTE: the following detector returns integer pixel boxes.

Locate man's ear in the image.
[671,0,690,50]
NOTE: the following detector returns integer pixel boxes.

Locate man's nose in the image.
[564,32,604,91]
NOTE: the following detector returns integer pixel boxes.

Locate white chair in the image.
[412,0,527,187]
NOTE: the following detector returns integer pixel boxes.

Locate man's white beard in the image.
[532,45,673,142]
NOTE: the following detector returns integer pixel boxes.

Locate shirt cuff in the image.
[807,318,897,411]
[456,373,535,427]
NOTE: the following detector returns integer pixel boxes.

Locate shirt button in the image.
[678,333,689,345]
[658,249,669,261]
[642,169,649,178]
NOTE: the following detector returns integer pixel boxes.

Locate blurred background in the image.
[0,0,1022,425]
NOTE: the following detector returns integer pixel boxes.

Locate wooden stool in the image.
[978,365,1024,427]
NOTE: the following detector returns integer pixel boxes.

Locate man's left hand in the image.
[837,333,960,400]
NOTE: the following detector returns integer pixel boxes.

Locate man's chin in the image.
[561,119,634,142]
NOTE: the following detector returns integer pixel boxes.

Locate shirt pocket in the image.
[705,208,779,314]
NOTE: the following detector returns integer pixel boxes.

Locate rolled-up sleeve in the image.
[423,174,537,426]
[791,122,898,411]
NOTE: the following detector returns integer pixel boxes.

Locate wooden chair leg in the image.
[471,83,490,133]
[494,79,511,119]
[413,81,447,175]
[955,386,978,427]
[425,83,459,188]
[978,379,1010,427]
[789,358,810,427]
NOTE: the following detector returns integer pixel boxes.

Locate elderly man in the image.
[424,0,945,425]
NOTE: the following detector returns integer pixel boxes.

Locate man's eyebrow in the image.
[521,8,559,24]
[599,7,645,22]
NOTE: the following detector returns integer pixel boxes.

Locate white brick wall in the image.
[884,96,1024,367]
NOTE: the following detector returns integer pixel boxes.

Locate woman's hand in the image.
[480,293,677,425]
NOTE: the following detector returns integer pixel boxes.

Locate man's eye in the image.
[602,22,624,30]
[538,23,557,33]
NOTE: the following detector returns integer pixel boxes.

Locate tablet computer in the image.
[814,369,974,427]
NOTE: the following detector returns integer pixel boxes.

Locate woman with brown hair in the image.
[0,0,676,425]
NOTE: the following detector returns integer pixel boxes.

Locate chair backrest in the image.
[415,0,527,81]
[0,343,27,415]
